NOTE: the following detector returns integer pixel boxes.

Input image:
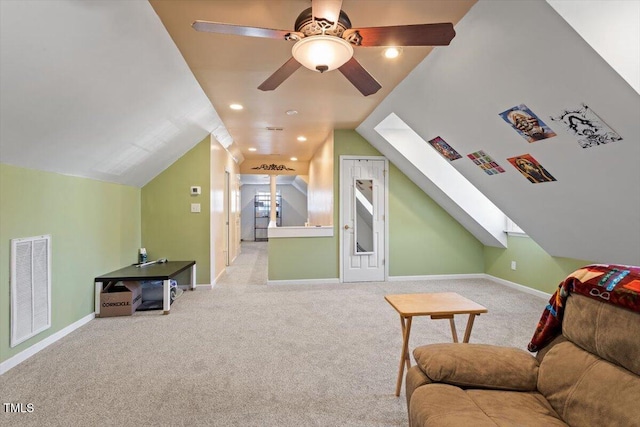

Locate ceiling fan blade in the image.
[338,57,381,96]
[258,57,302,91]
[192,21,295,40]
[312,0,343,24]
[345,23,455,47]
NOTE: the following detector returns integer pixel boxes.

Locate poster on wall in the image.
[427,136,462,161]
[507,154,556,184]
[499,104,557,142]
[549,104,622,148]
[467,150,506,175]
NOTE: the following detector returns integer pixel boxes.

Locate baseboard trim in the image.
[267,278,340,286]
[388,273,551,300]
[195,284,213,290]
[484,274,552,299]
[210,269,226,288]
[1,312,95,375]
[389,273,486,282]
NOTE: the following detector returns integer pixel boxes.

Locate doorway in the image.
[340,156,388,282]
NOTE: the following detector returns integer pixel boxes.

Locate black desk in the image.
[95,261,196,315]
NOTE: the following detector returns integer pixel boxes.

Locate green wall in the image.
[268,237,337,280]
[388,164,484,275]
[141,138,210,284]
[0,164,140,363]
[484,235,594,294]
[267,130,484,280]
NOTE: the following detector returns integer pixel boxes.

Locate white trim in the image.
[389,273,487,282]
[268,225,333,238]
[1,312,94,375]
[211,268,226,287]
[179,283,213,291]
[389,273,551,299]
[484,274,552,299]
[506,231,529,237]
[267,278,340,286]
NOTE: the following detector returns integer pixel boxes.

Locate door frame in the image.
[224,169,230,266]
[339,155,389,283]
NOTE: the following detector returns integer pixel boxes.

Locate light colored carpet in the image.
[1,242,548,426]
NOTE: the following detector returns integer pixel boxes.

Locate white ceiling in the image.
[1,0,477,186]
[0,0,231,187]
[547,0,640,94]
[357,0,640,265]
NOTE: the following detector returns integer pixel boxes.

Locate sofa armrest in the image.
[413,343,539,391]
[406,365,433,409]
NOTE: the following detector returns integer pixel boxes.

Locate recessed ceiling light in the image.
[384,47,401,59]
[290,157,298,161]
[286,109,298,115]
[297,136,307,142]
[248,147,257,152]
[229,103,243,110]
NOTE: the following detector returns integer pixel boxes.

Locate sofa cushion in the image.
[563,293,640,375]
[409,384,498,427]
[538,340,640,426]
[409,384,567,426]
[413,343,538,391]
[466,389,567,426]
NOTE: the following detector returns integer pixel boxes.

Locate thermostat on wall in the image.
[190,186,201,195]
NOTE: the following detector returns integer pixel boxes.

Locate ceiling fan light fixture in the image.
[292,35,353,73]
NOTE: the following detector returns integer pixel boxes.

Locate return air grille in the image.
[11,235,51,347]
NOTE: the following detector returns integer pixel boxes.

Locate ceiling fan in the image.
[192,0,455,96]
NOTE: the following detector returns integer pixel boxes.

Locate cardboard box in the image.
[99,281,142,317]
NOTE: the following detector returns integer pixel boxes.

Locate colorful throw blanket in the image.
[528,264,640,352]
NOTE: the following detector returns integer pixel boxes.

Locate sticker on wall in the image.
[467,150,506,175]
[428,136,462,161]
[499,104,557,142]
[507,154,556,184]
[549,104,622,148]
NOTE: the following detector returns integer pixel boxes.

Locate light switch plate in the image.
[190,186,201,195]
[191,203,201,213]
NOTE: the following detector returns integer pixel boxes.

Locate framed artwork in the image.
[507,154,556,183]
[428,136,462,161]
[467,150,505,175]
[550,104,622,148]
[499,104,556,142]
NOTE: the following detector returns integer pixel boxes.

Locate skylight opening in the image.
[374,113,509,248]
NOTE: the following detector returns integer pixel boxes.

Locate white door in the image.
[341,158,386,282]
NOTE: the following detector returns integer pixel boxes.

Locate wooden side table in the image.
[385,292,488,396]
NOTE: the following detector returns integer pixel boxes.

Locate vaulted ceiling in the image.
[1,0,638,264]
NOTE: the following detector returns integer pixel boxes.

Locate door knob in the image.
[344,224,351,230]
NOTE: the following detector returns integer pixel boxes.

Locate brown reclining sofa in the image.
[405,264,640,426]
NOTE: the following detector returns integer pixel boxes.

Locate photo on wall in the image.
[427,136,462,161]
[549,104,622,148]
[499,104,557,142]
[507,154,556,184]
[467,150,506,175]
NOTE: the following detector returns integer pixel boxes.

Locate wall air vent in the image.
[10,235,52,347]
